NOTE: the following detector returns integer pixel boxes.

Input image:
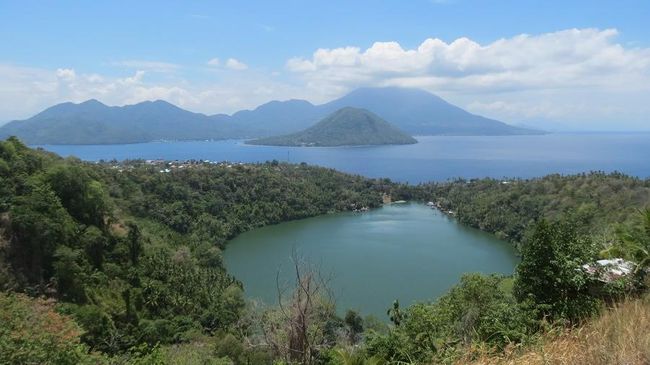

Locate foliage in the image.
[0,137,393,360]
[458,296,650,365]
[366,274,537,364]
[344,310,364,344]
[421,172,650,248]
[107,160,388,243]
[606,208,650,272]
[327,348,385,365]
[2,137,649,364]
[514,220,600,322]
[0,292,107,365]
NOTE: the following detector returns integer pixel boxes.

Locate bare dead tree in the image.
[260,249,337,365]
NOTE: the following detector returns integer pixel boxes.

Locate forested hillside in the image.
[0,137,394,363]
[419,173,650,248]
[1,137,649,364]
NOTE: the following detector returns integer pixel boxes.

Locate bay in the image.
[38,133,650,183]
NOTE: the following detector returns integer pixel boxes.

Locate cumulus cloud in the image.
[287,28,650,93]
[225,58,248,71]
[207,58,220,67]
[285,28,650,128]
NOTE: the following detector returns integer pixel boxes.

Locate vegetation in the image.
[0,292,104,364]
[513,220,599,323]
[248,107,417,147]
[459,296,650,365]
[419,172,650,248]
[0,137,394,362]
[1,137,649,364]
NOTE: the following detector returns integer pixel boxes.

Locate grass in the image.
[458,296,650,365]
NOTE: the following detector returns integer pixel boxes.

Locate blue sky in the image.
[1,0,649,130]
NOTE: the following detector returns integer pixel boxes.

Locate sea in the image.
[37,133,650,183]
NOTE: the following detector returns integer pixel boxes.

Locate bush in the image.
[0,292,106,364]
[366,274,537,364]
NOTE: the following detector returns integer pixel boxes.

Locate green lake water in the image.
[224,203,519,319]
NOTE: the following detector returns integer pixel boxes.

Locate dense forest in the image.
[1,137,649,364]
[419,173,650,250]
[0,137,396,363]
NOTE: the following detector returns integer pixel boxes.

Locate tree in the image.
[126,222,143,267]
[616,208,650,273]
[514,219,598,322]
[81,226,108,270]
[53,246,88,303]
[43,164,110,228]
[344,310,364,344]
[9,181,75,284]
[601,208,650,290]
[259,253,337,365]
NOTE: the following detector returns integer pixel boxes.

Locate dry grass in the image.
[459,297,650,365]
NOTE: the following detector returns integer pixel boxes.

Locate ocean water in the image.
[38,133,650,183]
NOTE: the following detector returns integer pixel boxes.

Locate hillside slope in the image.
[0,99,234,144]
[247,107,417,146]
[459,297,650,365]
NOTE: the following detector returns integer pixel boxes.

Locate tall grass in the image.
[460,297,650,365]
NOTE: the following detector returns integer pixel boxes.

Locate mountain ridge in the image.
[0,87,543,144]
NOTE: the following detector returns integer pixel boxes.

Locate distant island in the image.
[0,87,543,145]
[247,107,417,147]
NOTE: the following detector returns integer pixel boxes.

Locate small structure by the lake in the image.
[582,258,635,283]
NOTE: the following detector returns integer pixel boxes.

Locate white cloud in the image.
[1,28,649,131]
[287,28,650,93]
[112,60,180,73]
[225,58,248,71]
[206,57,248,71]
[56,68,76,81]
[286,28,650,129]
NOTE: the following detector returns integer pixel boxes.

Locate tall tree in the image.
[514,220,598,322]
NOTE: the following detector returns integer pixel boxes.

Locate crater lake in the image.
[223,203,519,319]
